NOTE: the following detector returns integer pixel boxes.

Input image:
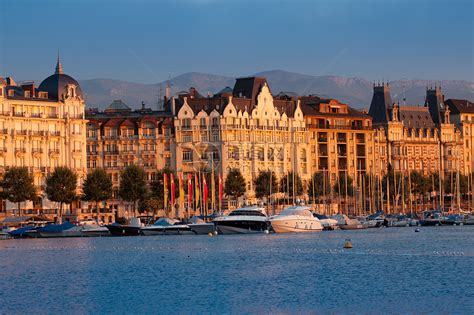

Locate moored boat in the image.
[106,218,142,236]
[37,221,83,238]
[214,206,270,234]
[313,213,338,230]
[331,214,367,230]
[419,210,444,226]
[271,206,323,233]
[187,216,215,235]
[141,218,193,235]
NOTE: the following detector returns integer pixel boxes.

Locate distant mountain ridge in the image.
[78,70,474,110]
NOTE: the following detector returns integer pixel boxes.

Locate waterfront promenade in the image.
[1,226,473,313]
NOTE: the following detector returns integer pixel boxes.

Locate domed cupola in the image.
[38,55,83,101]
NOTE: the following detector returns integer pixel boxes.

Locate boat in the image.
[213,206,270,234]
[312,213,338,230]
[187,216,215,235]
[464,214,474,225]
[363,211,385,228]
[270,206,323,233]
[141,218,193,235]
[441,213,465,226]
[106,218,142,236]
[81,224,110,237]
[331,214,367,230]
[8,225,38,238]
[37,221,83,238]
[419,210,444,226]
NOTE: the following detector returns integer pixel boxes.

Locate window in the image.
[182,150,192,162]
[182,118,191,130]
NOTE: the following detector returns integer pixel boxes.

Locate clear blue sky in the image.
[0,0,473,83]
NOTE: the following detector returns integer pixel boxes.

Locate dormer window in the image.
[8,90,14,97]
[24,91,31,98]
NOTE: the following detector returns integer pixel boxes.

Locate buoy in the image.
[264,230,269,234]
[343,239,353,249]
[415,228,420,232]
[213,230,218,236]
[208,232,213,237]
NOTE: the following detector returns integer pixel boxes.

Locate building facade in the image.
[0,58,87,221]
[85,101,175,219]
[174,77,309,204]
[301,97,374,186]
[368,83,464,178]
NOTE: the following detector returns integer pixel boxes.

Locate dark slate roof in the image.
[38,73,83,101]
[232,77,268,106]
[300,98,370,119]
[445,99,474,114]
[399,106,435,128]
[368,84,392,125]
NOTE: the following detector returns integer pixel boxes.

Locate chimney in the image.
[171,97,176,116]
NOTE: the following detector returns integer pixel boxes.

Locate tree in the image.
[334,173,354,196]
[224,168,246,201]
[119,165,148,217]
[279,172,304,198]
[308,172,331,201]
[0,167,36,216]
[82,168,113,223]
[254,170,278,200]
[147,168,174,217]
[46,167,78,223]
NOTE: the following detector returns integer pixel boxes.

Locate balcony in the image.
[49,149,60,155]
[32,148,43,154]
[48,113,59,119]
[31,130,46,137]
[49,131,61,137]
[14,130,28,136]
[104,150,119,155]
[0,111,11,116]
[30,113,42,118]
[0,129,8,135]
[13,112,25,117]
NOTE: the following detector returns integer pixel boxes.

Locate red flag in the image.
[203,176,208,208]
[219,173,223,210]
[164,173,168,210]
[188,173,193,206]
[170,174,175,207]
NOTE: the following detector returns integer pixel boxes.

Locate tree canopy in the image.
[224,168,246,200]
[308,172,331,200]
[279,171,304,197]
[82,168,113,222]
[119,165,148,216]
[0,166,36,216]
[254,170,278,199]
[46,167,78,221]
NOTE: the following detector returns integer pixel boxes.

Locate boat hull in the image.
[188,223,215,235]
[141,225,194,235]
[271,219,323,233]
[214,220,269,234]
[106,225,141,236]
[419,220,442,226]
[81,228,110,237]
[340,224,367,230]
[38,228,83,238]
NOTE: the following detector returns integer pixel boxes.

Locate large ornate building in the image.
[0,58,87,220]
[85,101,175,218]
[173,77,309,204]
[369,83,464,178]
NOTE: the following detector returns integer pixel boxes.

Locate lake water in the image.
[1,226,473,314]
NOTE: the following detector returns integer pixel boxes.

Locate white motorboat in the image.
[141,218,193,235]
[270,206,323,233]
[213,206,270,234]
[331,214,367,230]
[81,224,110,237]
[187,216,214,235]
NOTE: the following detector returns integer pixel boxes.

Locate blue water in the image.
[1,226,473,314]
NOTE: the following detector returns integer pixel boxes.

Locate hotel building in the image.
[0,58,87,220]
[173,77,309,204]
[85,101,175,218]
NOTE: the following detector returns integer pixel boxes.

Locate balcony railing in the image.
[49,149,60,154]
[32,148,43,154]
[0,111,11,116]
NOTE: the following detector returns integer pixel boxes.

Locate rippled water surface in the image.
[1,226,473,314]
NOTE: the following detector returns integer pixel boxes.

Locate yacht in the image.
[187,216,215,235]
[213,206,270,234]
[419,210,445,226]
[81,220,110,237]
[141,218,193,235]
[270,206,323,233]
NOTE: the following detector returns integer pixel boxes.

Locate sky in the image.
[0,0,473,83]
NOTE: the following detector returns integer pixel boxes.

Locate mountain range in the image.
[78,70,474,110]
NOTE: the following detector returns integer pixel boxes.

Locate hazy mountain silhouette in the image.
[79,70,474,110]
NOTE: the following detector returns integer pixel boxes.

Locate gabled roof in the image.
[232,77,268,106]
